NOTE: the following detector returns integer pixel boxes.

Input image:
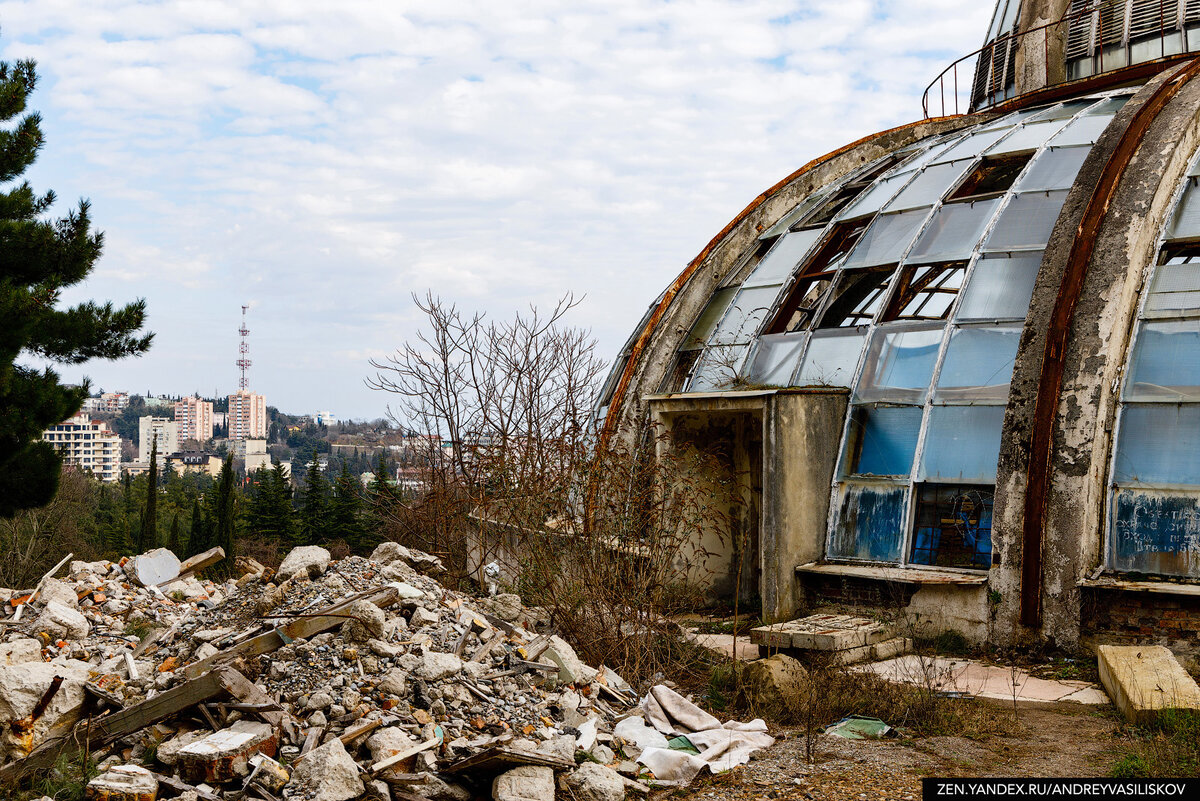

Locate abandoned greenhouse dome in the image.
[595,0,1200,653]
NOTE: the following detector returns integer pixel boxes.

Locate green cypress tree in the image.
[187,497,204,557]
[299,450,329,546]
[138,439,158,551]
[212,455,237,571]
[0,55,152,518]
[329,462,367,552]
[167,511,182,555]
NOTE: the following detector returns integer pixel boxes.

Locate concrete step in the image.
[750,613,891,652]
[1097,644,1200,724]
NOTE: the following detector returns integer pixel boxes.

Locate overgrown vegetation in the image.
[1111,710,1200,777]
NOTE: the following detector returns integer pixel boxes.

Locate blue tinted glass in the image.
[856,326,943,403]
[830,482,906,562]
[920,406,1005,482]
[1113,405,1200,485]
[934,324,1022,402]
[1126,320,1200,401]
[847,405,923,477]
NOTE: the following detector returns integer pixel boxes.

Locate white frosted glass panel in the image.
[986,119,1071,154]
[1146,259,1200,315]
[1114,405,1200,484]
[1031,99,1094,121]
[1018,146,1090,191]
[1051,112,1115,146]
[836,172,908,221]
[743,230,823,288]
[935,130,1011,163]
[1168,179,1200,241]
[956,252,1042,320]
[710,286,779,345]
[682,287,737,349]
[796,330,866,387]
[920,406,1005,482]
[856,325,943,403]
[906,199,1001,263]
[983,190,1069,250]
[933,324,1022,402]
[746,333,806,386]
[885,161,972,211]
[688,345,748,392]
[1125,320,1200,401]
[843,209,929,268]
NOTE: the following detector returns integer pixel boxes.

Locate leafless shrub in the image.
[0,468,102,589]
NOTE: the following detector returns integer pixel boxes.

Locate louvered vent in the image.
[1185,0,1200,22]
[1100,0,1129,45]
[1066,0,1099,60]
[971,45,993,109]
[1130,0,1180,39]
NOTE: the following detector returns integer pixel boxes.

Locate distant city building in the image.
[212,411,227,429]
[175,396,214,446]
[312,410,335,426]
[138,416,178,463]
[41,413,121,482]
[165,451,222,478]
[143,396,174,410]
[82,392,129,414]
[228,390,267,440]
[121,461,150,477]
[234,438,270,473]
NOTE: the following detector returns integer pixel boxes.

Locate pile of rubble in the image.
[0,542,774,800]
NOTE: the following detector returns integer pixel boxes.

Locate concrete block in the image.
[750,614,889,652]
[1098,645,1200,725]
[85,764,157,801]
[177,720,277,783]
[126,548,181,588]
[830,637,911,666]
[289,737,365,801]
[0,638,42,666]
[33,600,90,639]
[277,546,330,580]
[493,765,555,801]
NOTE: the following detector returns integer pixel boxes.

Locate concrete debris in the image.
[1098,644,1200,724]
[0,542,760,798]
[85,763,158,800]
[737,653,808,714]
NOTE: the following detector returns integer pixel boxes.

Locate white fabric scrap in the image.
[626,684,775,785]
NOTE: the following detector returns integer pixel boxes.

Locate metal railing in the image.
[922,1,1185,119]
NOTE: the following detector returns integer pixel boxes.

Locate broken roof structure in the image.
[597,0,1200,652]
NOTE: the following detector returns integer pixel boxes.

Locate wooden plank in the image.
[300,726,324,756]
[338,717,383,746]
[469,634,503,663]
[183,585,399,679]
[160,546,225,586]
[8,552,72,622]
[445,746,574,775]
[369,737,439,775]
[152,772,223,801]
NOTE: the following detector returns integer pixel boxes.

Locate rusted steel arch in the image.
[1019,56,1200,629]
[597,115,969,450]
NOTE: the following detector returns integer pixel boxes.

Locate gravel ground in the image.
[657,701,1122,801]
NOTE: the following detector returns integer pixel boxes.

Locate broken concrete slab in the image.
[417,651,463,681]
[564,762,627,801]
[340,598,386,641]
[155,729,209,766]
[861,655,1110,705]
[33,600,90,639]
[0,658,91,761]
[493,764,555,801]
[276,545,330,581]
[39,577,79,609]
[1098,645,1200,724]
[127,548,182,588]
[750,614,890,652]
[289,736,365,801]
[0,638,42,666]
[177,720,277,783]
[544,635,598,685]
[85,764,158,801]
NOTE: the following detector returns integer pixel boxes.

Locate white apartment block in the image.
[41,413,121,482]
[228,391,266,440]
[82,392,129,414]
[175,396,214,446]
[138,416,178,463]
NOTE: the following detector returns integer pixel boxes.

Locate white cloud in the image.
[1,0,991,417]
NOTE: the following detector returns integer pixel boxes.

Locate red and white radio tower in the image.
[236,304,252,391]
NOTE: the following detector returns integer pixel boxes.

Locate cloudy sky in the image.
[7,0,992,420]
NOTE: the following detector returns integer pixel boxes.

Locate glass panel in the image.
[934,324,1022,402]
[1030,99,1094,121]
[1050,112,1116,146]
[830,482,906,562]
[843,209,928,268]
[687,345,748,392]
[856,325,943,403]
[819,268,894,328]
[844,405,923,477]
[1125,319,1200,400]
[1113,404,1200,484]
[910,484,994,568]
[934,130,1011,164]
[983,190,1069,251]
[760,185,835,239]
[746,333,806,387]
[836,172,909,222]
[956,251,1042,320]
[682,287,737,350]
[906,199,1001,263]
[884,161,972,211]
[796,329,866,387]
[919,405,1005,482]
[885,264,966,322]
[986,119,1071,155]
[710,286,779,345]
[743,230,823,288]
[1017,146,1090,191]
[1111,488,1200,576]
[1145,257,1200,316]
[1167,179,1200,241]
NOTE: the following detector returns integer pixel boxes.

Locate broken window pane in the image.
[947,154,1033,201]
[830,482,906,562]
[986,119,1072,154]
[956,251,1042,320]
[745,333,806,386]
[1125,320,1200,401]
[818,267,895,328]
[983,190,1069,251]
[906,199,1001,263]
[1167,178,1200,241]
[1111,488,1200,576]
[1050,111,1116,146]
[856,326,943,403]
[773,270,837,332]
[743,229,823,288]
[934,324,1022,402]
[1145,257,1200,316]
[1017,146,1090,191]
[661,349,701,393]
[843,209,929,268]
[1113,404,1200,485]
[681,287,737,350]
[796,329,866,387]
[910,484,994,568]
[687,344,749,392]
[710,286,779,346]
[885,161,973,211]
[845,405,923,477]
[883,263,967,322]
[919,405,1005,482]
